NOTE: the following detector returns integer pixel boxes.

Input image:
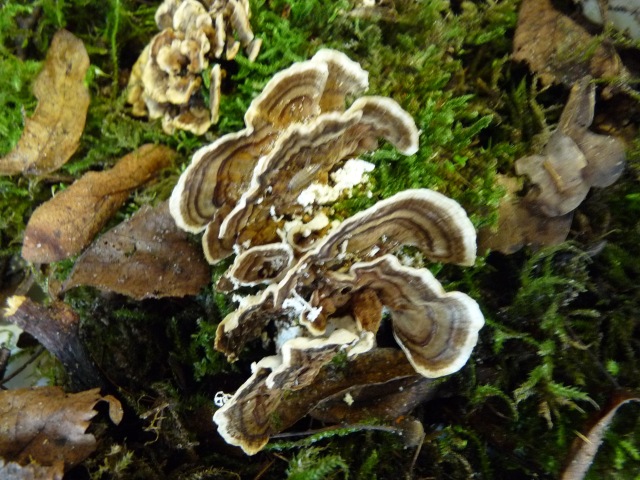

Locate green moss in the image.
[286,447,349,480]
[268,427,417,479]
[2,0,640,478]
[0,56,40,155]
[190,316,234,380]
[355,449,379,480]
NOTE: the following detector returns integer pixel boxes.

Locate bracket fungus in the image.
[211,190,483,454]
[217,243,294,291]
[169,48,418,264]
[342,255,484,378]
[169,50,483,454]
[575,0,640,40]
[214,188,479,355]
[127,0,261,134]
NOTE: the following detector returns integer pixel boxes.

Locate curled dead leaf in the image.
[22,144,177,263]
[0,386,121,474]
[102,394,124,425]
[0,30,90,176]
[513,0,628,87]
[478,175,573,254]
[62,201,210,300]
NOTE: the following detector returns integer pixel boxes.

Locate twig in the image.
[0,345,45,389]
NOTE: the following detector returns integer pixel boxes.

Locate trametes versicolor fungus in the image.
[169,50,484,454]
[212,190,484,454]
[480,76,625,254]
[170,48,398,262]
[127,0,261,135]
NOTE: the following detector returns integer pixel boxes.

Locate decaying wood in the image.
[3,296,105,391]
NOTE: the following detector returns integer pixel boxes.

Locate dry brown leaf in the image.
[0,30,90,176]
[102,394,124,425]
[513,0,627,87]
[0,459,62,480]
[62,201,209,300]
[0,386,121,473]
[22,144,177,263]
[562,392,640,480]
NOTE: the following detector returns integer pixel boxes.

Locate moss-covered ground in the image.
[1,0,640,478]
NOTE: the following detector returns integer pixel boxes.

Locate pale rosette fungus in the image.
[480,77,626,254]
[127,0,261,134]
[515,77,625,218]
[169,50,484,454]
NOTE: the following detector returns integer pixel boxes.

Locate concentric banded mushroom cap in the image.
[129,0,262,135]
[312,48,369,111]
[216,98,419,258]
[213,326,375,455]
[214,188,478,358]
[348,254,484,378]
[169,51,351,237]
[220,243,294,289]
[278,188,478,291]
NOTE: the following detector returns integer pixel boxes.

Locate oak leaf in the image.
[63,201,210,300]
[0,30,90,176]
[22,144,177,263]
[0,387,122,474]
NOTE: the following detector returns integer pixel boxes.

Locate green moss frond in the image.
[268,425,375,452]
[286,447,349,480]
[0,55,40,155]
[355,449,379,480]
[190,317,234,380]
